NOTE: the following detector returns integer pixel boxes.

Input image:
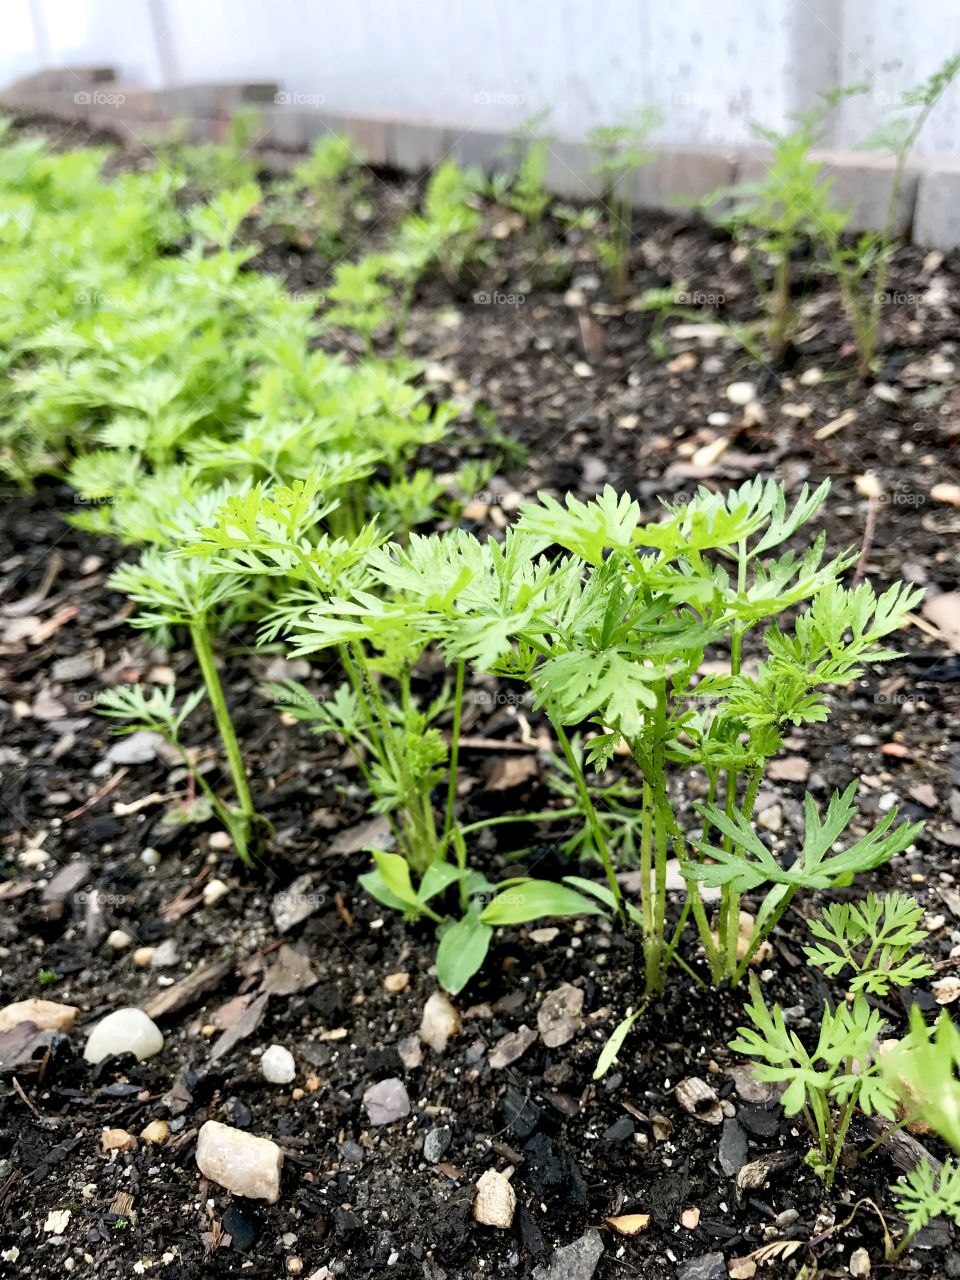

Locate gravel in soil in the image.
[3,134,960,1277]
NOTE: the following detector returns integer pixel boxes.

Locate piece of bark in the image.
[41,859,91,905]
[209,993,269,1064]
[145,957,233,1021]
[0,1023,59,1073]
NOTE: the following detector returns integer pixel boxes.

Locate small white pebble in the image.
[202,878,229,907]
[260,1044,296,1084]
[106,930,132,951]
[726,381,756,406]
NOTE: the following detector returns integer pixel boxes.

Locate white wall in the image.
[5,0,960,154]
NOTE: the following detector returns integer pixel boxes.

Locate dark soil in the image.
[3,122,960,1279]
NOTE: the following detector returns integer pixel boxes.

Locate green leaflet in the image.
[435,912,493,996]
[480,880,606,925]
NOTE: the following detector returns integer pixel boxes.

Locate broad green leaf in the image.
[436,913,493,995]
[371,850,419,908]
[358,868,411,915]
[480,879,605,925]
[418,861,464,904]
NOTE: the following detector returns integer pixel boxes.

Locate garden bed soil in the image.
[3,126,960,1278]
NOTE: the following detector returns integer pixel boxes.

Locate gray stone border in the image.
[1,67,957,249]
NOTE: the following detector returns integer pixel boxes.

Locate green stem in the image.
[168,733,243,858]
[443,660,465,846]
[640,780,654,959]
[452,809,574,842]
[189,619,257,859]
[720,546,747,978]
[801,1100,827,1163]
[648,680,670,991]
[553,720,625,924]
[826,1073,857,1188]
[671,771,723,980]
[733,885,797,985]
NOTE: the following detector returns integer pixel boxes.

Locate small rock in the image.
[202,878,229,907]
[680,1207,701,1229]
[384,972,410,993]
[849,1247,871,1277]
[767,757,809,783]
[43,1209,71,1233]
[41,859,91,905]
[106,930,132,951]
[756,803,782,833]
[537,983,584,1048]
[532,1228,604,1280]
[651,1113,674,1141]
[931,483,960,508]
[222,1204,257,1251]
[52,653,99,682]
[83,1007,164,1064]
[140,1119,170,1144]
[675,1077,724,1125]
[420,991,460,1053]
[84,887,109,948]
[677,1253,726,1280]
[261,1045,296,1084]
[423,1126,453,1164]
[909,783,938,809]
[271,874,322,932]
[106,731,164,764]
[718,1118,749,1176]
[528,927,559,944]
[727,1261,758,1280]
[132,946,155,967]
[736,1153,795,1194]
[196,1120,284,1203]
[150,939,179,968]
[726,381,756,407]
[727,1065,784,1105]
[473,1168,517,1228]
[856,472,884,500]
[604,1212,650,1235]
[101,1128,137,1153]
[602,1116,634,1143]
[668,351,697,374]
[933,976,960,1005]
[363,1077,410,1126]
[0,998,78,1033]
[32,690,68,720]
[691,436,730,468]
[264,945,317,996]
[397,1033,422,1069]
[488,1025,538,1069]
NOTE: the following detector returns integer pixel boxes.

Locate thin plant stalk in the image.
[443,660,466,846]
[553,720,625,924]
[189,619,257,864]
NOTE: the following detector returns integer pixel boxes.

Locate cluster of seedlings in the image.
[2,56,960,1263]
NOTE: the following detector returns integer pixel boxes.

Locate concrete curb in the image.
[1,72,957,249]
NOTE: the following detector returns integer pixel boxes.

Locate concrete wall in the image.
[4,0,960,154]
